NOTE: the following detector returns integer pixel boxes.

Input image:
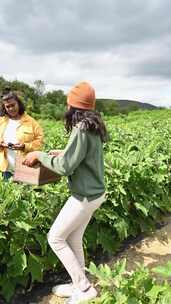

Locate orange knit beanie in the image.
[67,81,96,110]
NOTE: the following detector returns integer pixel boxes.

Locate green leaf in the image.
[88,262,98,276]
[44,249,59,269]
[118,184,127,195]
[114,218,128,240]
[153,261,171,278]
[98,227,118,252]
[146,285,167,302]
[7,249,27,277]
[127,297,139,304]
[27,253,43,282]
[134,202,148,216]
[15,221,33,232]
[104,264,112,277]
[115,291,127,303]
[115,258,126,275]
[158,291,171,304]
[0,276,16,302]
[0,231,7,239]
[85,222,98,250]
[34,233,47,255]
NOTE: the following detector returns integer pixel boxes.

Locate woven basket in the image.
[13,156,60,185]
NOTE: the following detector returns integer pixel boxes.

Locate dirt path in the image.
[36,216,171,304]
[110,216,171,273]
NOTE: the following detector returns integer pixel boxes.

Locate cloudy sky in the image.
[0,0,171,107]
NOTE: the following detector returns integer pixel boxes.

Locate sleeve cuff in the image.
[37,152,51,164]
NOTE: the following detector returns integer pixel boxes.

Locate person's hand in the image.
[9,143,25,150]
[0,142,8,150]
[48,149,64,156]
[22,151,40,167]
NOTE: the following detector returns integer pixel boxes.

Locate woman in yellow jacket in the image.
[0,92,43,179]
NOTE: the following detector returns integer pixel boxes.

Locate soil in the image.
[1,216,171,304]
[110,215,171,274]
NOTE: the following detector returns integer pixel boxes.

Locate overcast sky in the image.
[0,0,171,107]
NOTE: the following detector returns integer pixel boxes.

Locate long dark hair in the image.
[64,106,108,142]
[0,92,25,116]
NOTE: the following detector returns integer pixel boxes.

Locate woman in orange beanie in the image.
[23,81,108,304]
[67,81,96,110]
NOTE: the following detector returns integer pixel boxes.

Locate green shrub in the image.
[87,260,171,303]
[1,109,171,301]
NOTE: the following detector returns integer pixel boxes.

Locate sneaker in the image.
[66,286,97,304]
[52,283,74,297]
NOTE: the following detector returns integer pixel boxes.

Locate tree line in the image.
[0,76,151,120]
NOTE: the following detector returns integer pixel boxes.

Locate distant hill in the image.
[115,99,157,110]
[95,98,159,115]
[96,98,158,110]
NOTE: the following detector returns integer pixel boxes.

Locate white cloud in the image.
[0,0,171,108]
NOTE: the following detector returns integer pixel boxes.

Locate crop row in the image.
[0,109,171,301]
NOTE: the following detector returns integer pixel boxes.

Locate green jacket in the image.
[38,124,105,201]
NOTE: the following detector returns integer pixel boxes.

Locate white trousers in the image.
[47,193,105,291]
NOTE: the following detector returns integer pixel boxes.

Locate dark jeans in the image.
[2,171,13,181]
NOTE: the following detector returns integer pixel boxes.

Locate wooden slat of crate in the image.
[13,156,60,185]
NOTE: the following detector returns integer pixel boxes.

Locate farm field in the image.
[4,219,171,304]
[34,219,171,304]
[1,109,171,303]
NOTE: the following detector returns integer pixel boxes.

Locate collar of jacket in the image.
[1,112,30,124]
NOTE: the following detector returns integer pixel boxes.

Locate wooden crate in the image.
[13,156,60,185]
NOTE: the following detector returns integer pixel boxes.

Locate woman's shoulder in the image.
[21,113,39,124]
[0,115,8,123]
[73,121,88,133]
